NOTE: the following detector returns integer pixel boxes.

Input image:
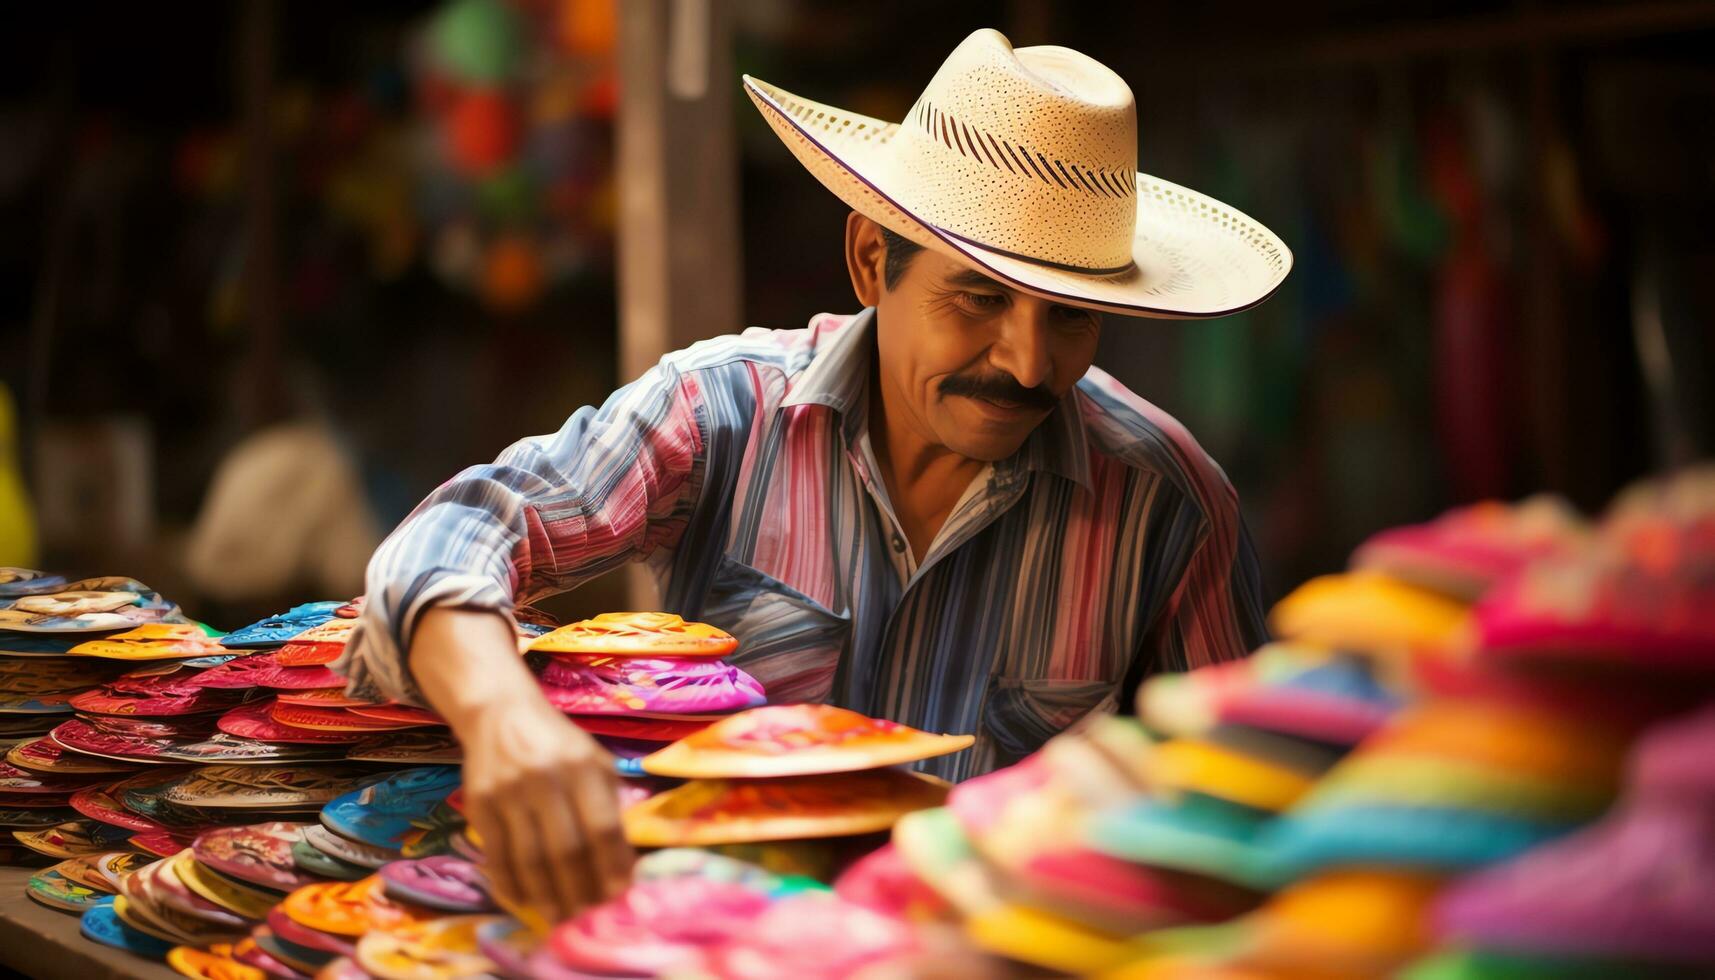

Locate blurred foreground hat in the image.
[743,28,1292,317]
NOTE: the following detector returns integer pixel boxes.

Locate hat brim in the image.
[743,75,1293,319]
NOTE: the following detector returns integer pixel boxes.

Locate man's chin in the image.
[939,431,1032,463]
[936,402,1044,462]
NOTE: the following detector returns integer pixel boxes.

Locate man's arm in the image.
[338,360,707,704]
[334,359,708,918]
[1161,515,1269,671]
[1122,512,1269,711]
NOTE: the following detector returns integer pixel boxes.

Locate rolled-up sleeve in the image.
[335,360,708,704]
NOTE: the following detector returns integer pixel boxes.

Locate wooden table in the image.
[0,865,180,980]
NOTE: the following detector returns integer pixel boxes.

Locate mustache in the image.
[937,371,1060,411]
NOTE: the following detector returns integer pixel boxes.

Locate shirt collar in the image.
[780,308,876,418]
[781,307,1093,492]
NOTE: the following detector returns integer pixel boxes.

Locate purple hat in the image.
[378,856,494,913]
[536,656,765,717]
[1436,705,1715,963]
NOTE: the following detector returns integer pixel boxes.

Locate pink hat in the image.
[1435,704,1715,964]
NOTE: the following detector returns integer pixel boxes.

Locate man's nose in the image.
[987,310,1053,391]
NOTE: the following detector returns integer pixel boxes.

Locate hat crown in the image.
[895,30,1140,272]
[920,31,1136,163]
[739,27,1293,314]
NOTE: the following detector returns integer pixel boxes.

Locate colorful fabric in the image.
[340,309,1265,780]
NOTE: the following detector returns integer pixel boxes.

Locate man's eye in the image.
[962,292,1006,308]
[1053,306,1099,327]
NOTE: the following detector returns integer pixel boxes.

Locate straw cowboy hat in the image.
[743,28,1292,318]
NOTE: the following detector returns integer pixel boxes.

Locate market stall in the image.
[4,2,1715,979]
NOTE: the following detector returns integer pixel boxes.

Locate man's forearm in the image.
[408,607,540,727]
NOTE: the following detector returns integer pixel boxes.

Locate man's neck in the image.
[866,356,986,564]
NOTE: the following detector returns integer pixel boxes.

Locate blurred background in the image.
[0,0,1711,627]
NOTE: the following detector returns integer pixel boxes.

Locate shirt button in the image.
[891,533,906,552]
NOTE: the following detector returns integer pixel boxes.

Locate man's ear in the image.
[844,212,886,308]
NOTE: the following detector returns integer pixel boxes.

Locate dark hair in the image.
[880,226,924,291]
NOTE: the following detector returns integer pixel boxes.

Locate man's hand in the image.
[409,607,634,920]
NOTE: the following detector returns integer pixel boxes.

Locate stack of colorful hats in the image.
[1256,578,1627,882]
[26,600,448,865]
[0,574,235,872]
[189,602,468,768]
[1103,499,1626,977]
[1348,495,1589,603]
[464,702,972,977]
[1413,470,1715,979]
[211,599,598,768]
[0,573,189,633]
[132,764,472,977]
[522,612,767,761]
[625,703,967,846]
[0,574,193,765]
[842,473,1708,979]
[12,468,1715,979]
[409,848,911,980]
[8,595,472,949]
[1422,705,1715,979]
[7,595,968,979]
[858,636,1405,976]
[32,599,365,773]
[459,849,902,980]
[138,700,968,980]
[845,715,1257,976]
[169,598,560,769]
[1102,642,1402,880]
[47,761,456,976]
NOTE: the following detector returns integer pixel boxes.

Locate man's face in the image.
[870,239,1103,462]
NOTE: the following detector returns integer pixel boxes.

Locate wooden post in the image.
[238,0,285,432]
[616,0,741,381]
[615,0,741,606]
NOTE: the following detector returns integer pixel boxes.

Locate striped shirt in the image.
[338,309,1267,780]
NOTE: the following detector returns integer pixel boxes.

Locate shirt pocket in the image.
[982,676,1119,769]
[701,555,851,705]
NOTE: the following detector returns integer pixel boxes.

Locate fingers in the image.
[498,792,559,917]
[464,795,513,905]
[531,772,600,916]
[468,784,581,923]
[571,757,634,901]
[458,716,635,923]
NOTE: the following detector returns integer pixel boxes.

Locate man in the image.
[338,29,1290,919]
